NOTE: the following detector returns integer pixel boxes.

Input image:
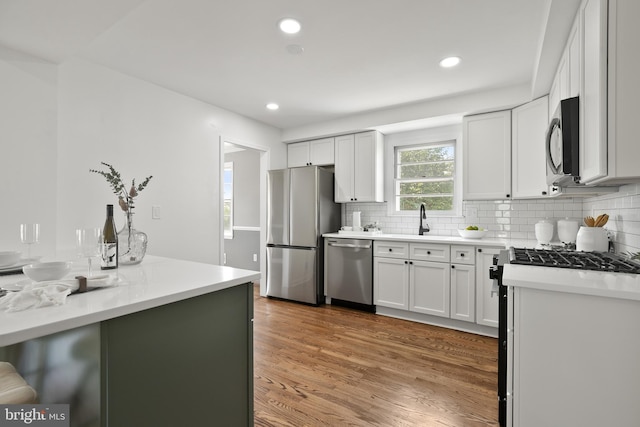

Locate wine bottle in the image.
[101,204,118,270]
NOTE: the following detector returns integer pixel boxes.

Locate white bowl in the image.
[0,251,22,268]
[22,262,72,282]
[458,229,488,239]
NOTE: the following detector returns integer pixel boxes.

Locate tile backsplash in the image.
[342,183,640,254]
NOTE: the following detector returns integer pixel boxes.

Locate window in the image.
[395,141,455,212]
[223,162,233,238]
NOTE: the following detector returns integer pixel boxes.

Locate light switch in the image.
[152,206,161,219]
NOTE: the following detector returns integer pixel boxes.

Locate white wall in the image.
[0,47,58,258]
[55,58,283,264]
[281,83,531,142]
[0,52,283,266]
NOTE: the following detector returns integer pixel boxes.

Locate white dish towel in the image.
[0,276,118,312]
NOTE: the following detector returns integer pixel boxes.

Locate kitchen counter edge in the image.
[0,256,260,347]
[322,232,534,248]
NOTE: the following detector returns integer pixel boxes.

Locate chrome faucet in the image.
[418,203,429,235]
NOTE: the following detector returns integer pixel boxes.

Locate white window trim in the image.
[384,125,463,218]
[223,161,234,239]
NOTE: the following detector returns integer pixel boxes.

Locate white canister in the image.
[352,211,362,230]
[557,218,580,244]
[534,220,554,245]
[576,226,608,252]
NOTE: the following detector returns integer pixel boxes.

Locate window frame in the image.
[385,125,463,218]
[223,161,234,239]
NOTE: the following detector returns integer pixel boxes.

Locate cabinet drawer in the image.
[409,243,450,262]
[374,241,409,259]
[451,245,475,265]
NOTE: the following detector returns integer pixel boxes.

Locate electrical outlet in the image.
[253,254,258,262]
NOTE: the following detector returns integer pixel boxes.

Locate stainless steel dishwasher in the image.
[324,238,373,311]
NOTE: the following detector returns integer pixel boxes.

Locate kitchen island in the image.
[0,256,259,427]
[503,264,640,427]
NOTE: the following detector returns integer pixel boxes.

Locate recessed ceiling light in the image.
[439,56,461,68]
[266,103,279,111]
[279,18,301,34]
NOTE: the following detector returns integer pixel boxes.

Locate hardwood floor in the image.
[253,285,499,427]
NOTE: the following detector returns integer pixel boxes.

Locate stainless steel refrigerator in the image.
[266,166,340,305]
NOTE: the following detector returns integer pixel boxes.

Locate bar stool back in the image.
[0,362,38,404]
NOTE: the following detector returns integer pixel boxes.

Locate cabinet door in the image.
[568,22,580,98]
[334,134,355,202]
[309,138,335,166]
[409,260,450,318]
[475,247,500,327]
[463,111,512,200]
[450,264,475,322]
[353,132,383,202]
[511,96,550,199]
[374,257,409,310]
[287,141,310,168]
[580,0,608,184]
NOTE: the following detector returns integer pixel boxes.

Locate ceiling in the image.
[0,0,581,131]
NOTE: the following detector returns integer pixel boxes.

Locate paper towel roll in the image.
[352,211,361,229]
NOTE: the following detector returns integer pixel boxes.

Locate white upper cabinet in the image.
[462,110,512,200]
[334,131,384,202]
[580,0,608,184]
[602,0,640,184]
[287,138,335,168]
[572,0,640,185]
[512,96,550,199]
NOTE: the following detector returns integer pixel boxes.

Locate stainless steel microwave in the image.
[546,96,579,186]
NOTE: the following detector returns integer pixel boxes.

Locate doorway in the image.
[220,138,269,294]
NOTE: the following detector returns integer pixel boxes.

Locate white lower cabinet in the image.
[475,246,501,327]
[373,257,409,310]
[409,260,450,317]
[374,242,481,325]
[450,263,476,322]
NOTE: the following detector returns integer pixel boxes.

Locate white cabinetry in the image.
[373,241,409,309]
[450,245,475,323]
[511,96,550,199]
[602,0,640,184]
[475,247,500,327]
[375,242,477,324]
[558,0,640,185]
[287,138,334,168]
[334,131,384,202]
[509,286,640,427]
[462,111,512,200]
[580,0,608,184]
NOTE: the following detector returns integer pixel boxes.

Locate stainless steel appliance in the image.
[546,96,580,186]
[490,247,640,427]
[266,166,340,305]
[325,238,373,311]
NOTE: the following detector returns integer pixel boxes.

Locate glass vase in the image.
[118,210,148,265]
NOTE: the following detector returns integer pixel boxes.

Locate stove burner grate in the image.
[508,247,640,274]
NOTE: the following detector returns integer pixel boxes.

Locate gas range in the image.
[508,247,640,274]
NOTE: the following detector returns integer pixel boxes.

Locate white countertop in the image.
[323,232,537,249]
[0,256,260,347]
[503,263,640,301]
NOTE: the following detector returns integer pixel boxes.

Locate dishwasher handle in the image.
[327,241,372,249]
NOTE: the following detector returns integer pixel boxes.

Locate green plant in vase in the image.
[90,162,153,264]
